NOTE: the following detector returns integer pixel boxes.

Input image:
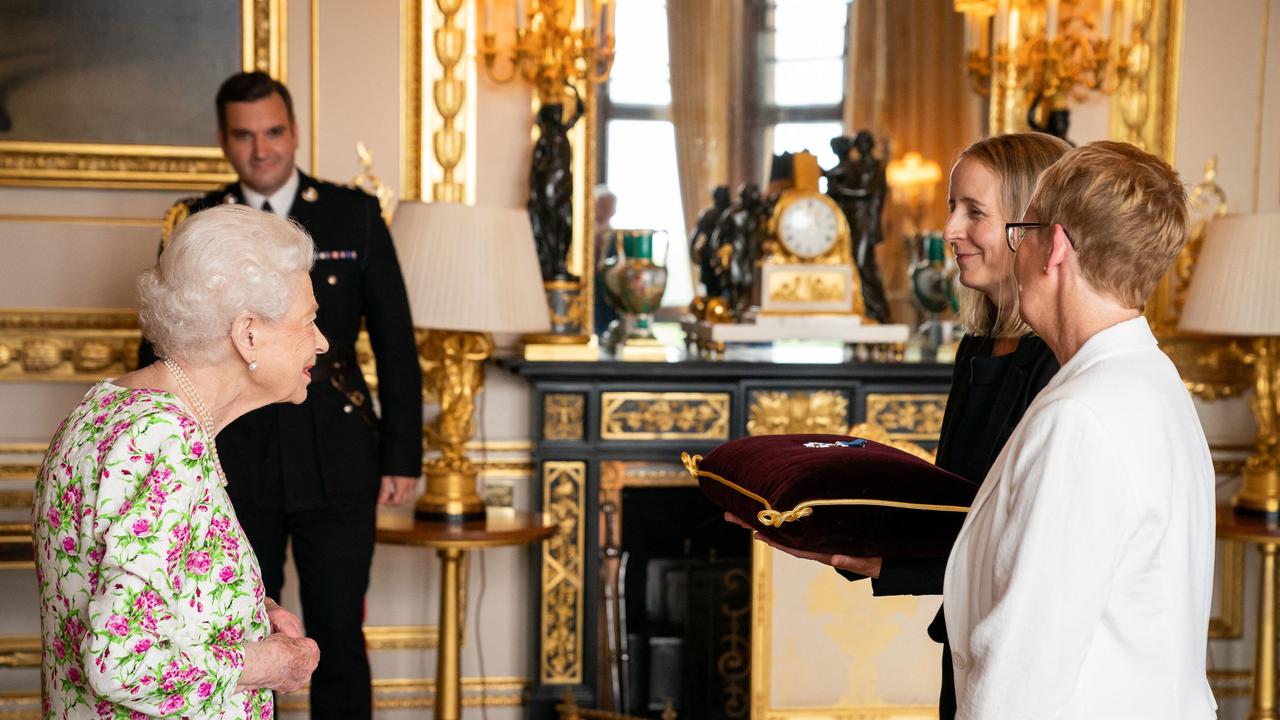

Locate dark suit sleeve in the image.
[870,557,946,596]
[359,195,424,476]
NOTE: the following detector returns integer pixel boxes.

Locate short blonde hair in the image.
[953,132,1073,337]
[137,205,314,364]
[1028,140,1188,309]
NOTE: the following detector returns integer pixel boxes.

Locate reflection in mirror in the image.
[596,0,978,326]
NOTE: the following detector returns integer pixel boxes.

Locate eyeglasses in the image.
[1005,222,1075,253]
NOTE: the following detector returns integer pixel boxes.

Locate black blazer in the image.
[139,172,423,509]
[871,333,1058,621]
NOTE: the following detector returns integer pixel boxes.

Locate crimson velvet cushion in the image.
[684,433,979,558]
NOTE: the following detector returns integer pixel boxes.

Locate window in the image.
[600,0,851,309]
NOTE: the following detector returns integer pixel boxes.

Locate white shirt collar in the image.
[241,169,300,217]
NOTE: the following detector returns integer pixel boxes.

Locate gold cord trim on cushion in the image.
[680,452,969,529]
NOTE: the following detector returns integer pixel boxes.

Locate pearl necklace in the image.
[163,357,227,486]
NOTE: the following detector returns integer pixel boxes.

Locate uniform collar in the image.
[240,169,300,217]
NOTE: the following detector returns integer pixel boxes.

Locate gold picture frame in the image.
[0,0,286,190]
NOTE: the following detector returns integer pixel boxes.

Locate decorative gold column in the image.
[437,547,464,719]
[432,0,467,202]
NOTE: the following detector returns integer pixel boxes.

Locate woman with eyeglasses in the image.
[944,142,1215,717]
[729,132,1071,719]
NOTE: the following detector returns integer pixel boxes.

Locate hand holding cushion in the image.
[687,434,977,558]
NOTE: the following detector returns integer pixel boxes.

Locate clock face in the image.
[778,196,841,259]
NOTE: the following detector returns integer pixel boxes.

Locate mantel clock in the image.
[761,152,866,316]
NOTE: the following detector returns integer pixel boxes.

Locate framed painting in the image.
[0,0,285,189]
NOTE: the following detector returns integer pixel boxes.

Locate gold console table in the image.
[1217,506,1280,720]
[378,511,557,719]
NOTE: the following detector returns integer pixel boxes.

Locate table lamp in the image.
[1180,211,1280,514]
[392,202,551,521]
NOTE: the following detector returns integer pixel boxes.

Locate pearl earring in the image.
[248,361,258,372]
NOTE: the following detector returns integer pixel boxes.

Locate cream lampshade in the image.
[1180,211,1280,514]
[391,202,550,521]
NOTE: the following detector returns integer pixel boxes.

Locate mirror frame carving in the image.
[0,0,287,191]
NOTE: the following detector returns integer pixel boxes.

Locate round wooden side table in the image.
[1218,506,1280,720]
[377,511,557,719]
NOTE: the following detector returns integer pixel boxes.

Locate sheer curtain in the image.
[666,0,739,233]
[845,0,980,321]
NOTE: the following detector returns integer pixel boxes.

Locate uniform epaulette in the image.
[159,197,200,252]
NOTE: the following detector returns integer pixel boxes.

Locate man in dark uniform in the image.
[139,71,422,720]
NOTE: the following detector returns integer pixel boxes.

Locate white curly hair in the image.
[137,205,314,364]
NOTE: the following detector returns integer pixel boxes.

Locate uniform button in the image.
[952,651,968,670]
[327,274,338,285]
[343,404,354,414]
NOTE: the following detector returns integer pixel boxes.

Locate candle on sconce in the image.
[994,0,1009,48]
[1007,6,1020,52]
[963,12,976,52]
[1120,0,1134,42]
[515,0,525,30]
[604,0,614,37]
[483,0,493,34]
[1045,0,1059,41]
[1101,0,1114,39]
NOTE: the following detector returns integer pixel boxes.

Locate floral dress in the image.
[33,381,274,719]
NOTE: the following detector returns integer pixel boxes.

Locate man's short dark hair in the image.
[215,71,295,132]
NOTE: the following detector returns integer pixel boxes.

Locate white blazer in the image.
[943,317,1216,719]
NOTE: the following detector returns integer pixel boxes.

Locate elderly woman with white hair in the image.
[34,205,324,718]
[944,141,1217,718]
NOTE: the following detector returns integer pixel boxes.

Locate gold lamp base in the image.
[1233,463,1280,516]
[1233,337,1280,517]
[417,329,494,524]
[415,467,486,522]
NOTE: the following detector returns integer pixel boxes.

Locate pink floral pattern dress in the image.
[33,381,274,719]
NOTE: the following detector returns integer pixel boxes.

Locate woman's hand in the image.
[724,512,883,578]
[239,635,320,693]
[264,597,305,638]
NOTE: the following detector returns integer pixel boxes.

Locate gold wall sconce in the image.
[478,0,616,102]
[956,0,1147,134]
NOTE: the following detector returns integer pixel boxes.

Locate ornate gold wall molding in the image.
[0,309,141,382]
[600,392,730,441]
[402,0,426,200]
[0,677,529,716]
[862,394,947,442]
[544,393,586,441]
[747,390,849,437]
[0,0,286,190]
[1210,540,1245,639]
[541,460,585,684]
[1108,0,1182,160]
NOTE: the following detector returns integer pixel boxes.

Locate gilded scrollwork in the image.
[542,461,585,684]
[862,394,947,442]
[600,392,730,441]
[544,394,586,441]
[747,390,849,437]
[718,567,750,719]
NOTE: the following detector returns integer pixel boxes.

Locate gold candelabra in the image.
[479,0,616,102]
[957,0,1139,115]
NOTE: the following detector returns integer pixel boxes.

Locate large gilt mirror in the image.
[591,0,980,334]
